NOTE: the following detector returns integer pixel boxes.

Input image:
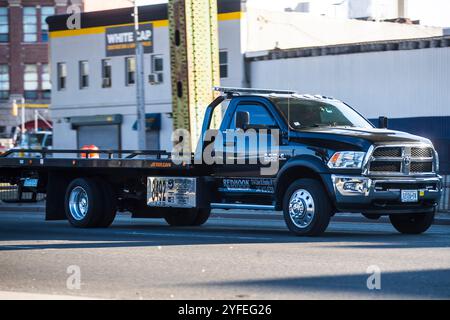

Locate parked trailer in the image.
[0,88,443,236]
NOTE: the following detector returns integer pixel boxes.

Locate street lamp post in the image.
[21,97,25,134]
[132,0,147,150]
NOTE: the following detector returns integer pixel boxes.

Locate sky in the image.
[137,0,450,28]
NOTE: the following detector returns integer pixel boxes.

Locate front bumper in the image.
[331,174,442,214]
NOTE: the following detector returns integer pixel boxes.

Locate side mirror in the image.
[378,116,389,129]
[235,111,249,130]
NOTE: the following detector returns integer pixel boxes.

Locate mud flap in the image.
[45,173,70,221]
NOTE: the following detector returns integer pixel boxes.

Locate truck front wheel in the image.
[389,212,434,234]
[282,179,332,236]
[164,208,211,227]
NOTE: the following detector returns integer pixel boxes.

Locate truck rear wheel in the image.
[164,208,211,227]
[389,212,434,234]
[65,178,104,228]
[282,179,332,236]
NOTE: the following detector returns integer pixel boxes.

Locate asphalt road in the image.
[0,211,449,300]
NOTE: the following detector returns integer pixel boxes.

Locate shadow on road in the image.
[197,269,450,299]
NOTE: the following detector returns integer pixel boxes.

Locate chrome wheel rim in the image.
[289,189,315,229]
[69,186,89,221]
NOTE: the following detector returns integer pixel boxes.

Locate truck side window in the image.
[230,104,277,129]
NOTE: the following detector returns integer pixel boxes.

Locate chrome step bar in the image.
[211,203,276,211]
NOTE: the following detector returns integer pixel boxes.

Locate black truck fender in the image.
[274,156,336,210]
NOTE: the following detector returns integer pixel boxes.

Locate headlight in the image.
[327,151,366,169]
[434,149,439,172]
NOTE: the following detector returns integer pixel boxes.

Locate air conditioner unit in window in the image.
[148,73,163,85]
[102,78,111,87]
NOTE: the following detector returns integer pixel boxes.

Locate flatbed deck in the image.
[0,149,203,180]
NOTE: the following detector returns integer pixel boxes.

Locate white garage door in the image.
[77,125,120,150]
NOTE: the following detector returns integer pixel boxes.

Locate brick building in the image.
[0,0,127,140]
[0,0,72,139]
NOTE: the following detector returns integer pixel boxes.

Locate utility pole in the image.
[133,1,147,150]
[21,97,25,135]
[34,110,38,132]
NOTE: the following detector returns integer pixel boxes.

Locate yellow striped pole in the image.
[169,0,221,150]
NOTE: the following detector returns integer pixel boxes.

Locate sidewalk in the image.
[1,200,449,225]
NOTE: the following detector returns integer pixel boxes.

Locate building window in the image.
[24,64,38,100]
[125,57,136,86]
[79,61,89,89]
[41,64,51,99]
[219,50,228,79]
[57,62,67,91]
[0,65,9,100]
[41,7,55,42]
[149,55,164,85]
[0,8,8,43]
[102,59,112,88]
[23,7,37,42]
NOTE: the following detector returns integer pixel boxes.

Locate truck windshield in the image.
[18,133,46,148]
[272,97,373,129]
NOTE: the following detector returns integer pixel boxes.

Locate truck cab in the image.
[199,87,442,236]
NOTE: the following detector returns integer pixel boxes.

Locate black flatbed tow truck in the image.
[0,87,443,236]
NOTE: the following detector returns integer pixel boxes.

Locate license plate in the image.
[401,190,418,203]
[147,177,196,208]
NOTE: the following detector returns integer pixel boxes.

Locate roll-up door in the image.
[77,125,120,150]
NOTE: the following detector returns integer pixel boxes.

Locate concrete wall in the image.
[249,46,450,119]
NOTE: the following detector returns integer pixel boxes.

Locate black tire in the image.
[164,208,211,227]
[282,179,332,236]
[389,212,434,234]
[191,208,211,226]
[64,178,104,228]
[95,178,117,228]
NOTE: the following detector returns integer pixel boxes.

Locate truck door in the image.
[212,98,283,196]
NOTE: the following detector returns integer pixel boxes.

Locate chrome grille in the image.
[372,147,402,158]
[367,145,435,176]
[411,147,433,158]
[369,161,401,173]
[410,162,433,173]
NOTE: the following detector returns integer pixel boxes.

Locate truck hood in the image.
[289,126,432,151]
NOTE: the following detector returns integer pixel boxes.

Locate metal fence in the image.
[0,183,45,203]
